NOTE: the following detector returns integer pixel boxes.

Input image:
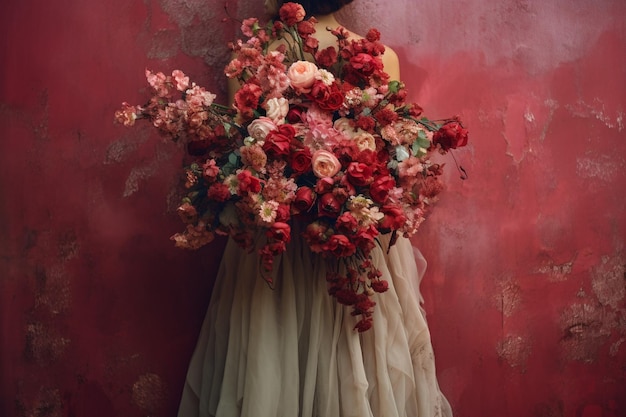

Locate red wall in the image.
[1,1,624,416]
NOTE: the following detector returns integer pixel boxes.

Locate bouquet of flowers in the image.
[115,2,468,331]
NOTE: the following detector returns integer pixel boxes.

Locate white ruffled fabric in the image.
[177,231,452,417]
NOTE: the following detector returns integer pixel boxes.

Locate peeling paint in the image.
[576,155,623,182]
[104,132,150,165]
[559,303,611,363]
[24,322,70,365]
[123,161,159,197]
[493,276,522,317]
[566,99,624,130]
[496,334,531,371]
[536,260,574,282]
[34,265,71,315]
[131,373,167,413]
[57,230,80,261]
[16,387,63,417]
[591,255,626,309]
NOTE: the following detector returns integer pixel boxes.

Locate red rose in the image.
[266,221,291,243]
[335,212,358,235]
[314,82,344,112]
[236,170,262,194]
[286,106,305,123]
[263,125,295,158]
[379,204,407,231]
[318,192,342,218]
[292,186,316,214]
[346,162,373,186]
[289,148,312,175]
[275,203,291,222]
[314,177,335,194]
[323,234,356,258]
[433,120,469,151]
[369,175,396,203]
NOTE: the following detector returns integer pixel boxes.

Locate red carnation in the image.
[433,120,469,151]
[323,234,356,258]
[236,170,262,194]
[234,82,262,120]
[279,2,306,26]
[315,46,338,68]
[207,182,231,202]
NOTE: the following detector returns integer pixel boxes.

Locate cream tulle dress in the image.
[177,228,452,417]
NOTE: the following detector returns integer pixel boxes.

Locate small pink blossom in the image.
[172,70,190,91]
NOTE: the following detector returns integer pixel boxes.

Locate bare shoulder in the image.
[381,45,400,81]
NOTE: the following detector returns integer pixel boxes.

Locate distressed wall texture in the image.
[1,0,625,416]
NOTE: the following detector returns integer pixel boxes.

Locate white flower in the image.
[263,97,289,124]
[315,69,335,85]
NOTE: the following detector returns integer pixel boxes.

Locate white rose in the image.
[287,60,319,93]
[333,117,354,135]
[352,129,377,152]
[247,116,277,141]
[263,97,289,124]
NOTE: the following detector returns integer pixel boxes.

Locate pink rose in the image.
[247,117,277,141]
[311,150,341,178]
[288,60,318,93]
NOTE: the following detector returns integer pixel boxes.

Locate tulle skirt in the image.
[177,231,451,417]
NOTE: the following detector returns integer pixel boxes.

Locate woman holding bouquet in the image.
[175,1,454,416]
